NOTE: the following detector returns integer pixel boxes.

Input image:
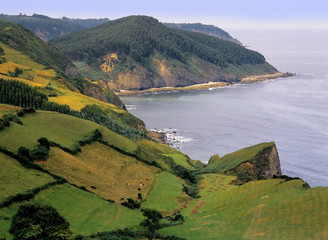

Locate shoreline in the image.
[115,72,295,96]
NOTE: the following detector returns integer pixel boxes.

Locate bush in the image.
[121,198,140,209]
[183,184,200,198]
[9,203,73,240]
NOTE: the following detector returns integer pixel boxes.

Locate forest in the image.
[51,16,265,69]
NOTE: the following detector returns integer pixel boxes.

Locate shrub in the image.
[9,203,73,240]
[121,198,140,209]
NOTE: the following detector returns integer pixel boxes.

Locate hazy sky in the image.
[1,0,328,29]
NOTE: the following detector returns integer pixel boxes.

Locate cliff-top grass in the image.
[160,174,328,240]
[206,142,275,173]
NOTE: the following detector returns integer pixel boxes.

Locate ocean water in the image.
[121,29,328,187]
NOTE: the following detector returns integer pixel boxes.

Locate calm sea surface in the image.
[121,29,328,187]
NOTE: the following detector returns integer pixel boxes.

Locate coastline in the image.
[115,72,295,96]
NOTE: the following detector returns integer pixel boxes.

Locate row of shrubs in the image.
[0,178,66,209]
[0,113,23,130]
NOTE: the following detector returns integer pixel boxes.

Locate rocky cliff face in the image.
[229,143,282,183]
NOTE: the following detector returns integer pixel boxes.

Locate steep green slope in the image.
[160,174,328,240]
[0,14,85,41]
[0,20,124,107]
[0,14,110,41]
[165,23,241,44]
[0,106,197,238]
[50,15,277,91]
[0,184,144,239]
[0,153,55,202]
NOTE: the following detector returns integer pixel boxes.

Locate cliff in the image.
[50,15,278,92]
[206,142,282,183]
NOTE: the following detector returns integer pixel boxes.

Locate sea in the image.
[121,29,328,187]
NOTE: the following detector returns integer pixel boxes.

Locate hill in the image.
[1,107,327,239]
[165,23,242,45]
[1,15,327,240]
[0,19,124,108]
[50,15,278,92]
[0,14,110,41]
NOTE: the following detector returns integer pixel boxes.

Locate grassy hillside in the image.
[0,106,198,238]
[160,174,328,240]
[50,15,277,91]
[0,184,144,239]
[41,143,159,202]
[0,20,125,107]
[0,153,55,202]
[142,171,188,214]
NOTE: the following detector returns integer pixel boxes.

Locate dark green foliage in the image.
[0,113,23,131]
[0,79,48,108]
[80,104,149,140]
[30,145,49,161]
[8,67,23,77]
[9,203,73,240]
[182,184,200,198]
[165,23,241,44]
[302,182,311,189]
[17,147,30,159]
[121,198,140,209]
[61,17,109,29]
[173,165,197,184]
[51,15,265,70]
[75,227,186,240]
[140,209,163,233]
[0,46,4,55]
[137,193,142,200]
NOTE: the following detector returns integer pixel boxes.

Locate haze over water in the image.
[122,29,328,187]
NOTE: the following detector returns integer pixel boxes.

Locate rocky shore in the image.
[116,72,295,96]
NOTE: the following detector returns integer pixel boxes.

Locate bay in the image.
[121,29,328,187]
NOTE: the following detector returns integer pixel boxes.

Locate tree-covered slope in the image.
[0,19,124,107]
[165,22,242,45]
[50,15,277,91]
[0,14,109,41]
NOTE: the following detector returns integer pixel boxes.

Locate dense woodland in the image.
[51,16,265,69]
[165,23,241,44]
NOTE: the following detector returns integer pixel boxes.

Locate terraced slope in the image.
[0,184,144,239]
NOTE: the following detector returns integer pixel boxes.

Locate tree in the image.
[140,209,163,233]
[9,203,73,240]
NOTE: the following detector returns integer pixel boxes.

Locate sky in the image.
[1,0,328,29]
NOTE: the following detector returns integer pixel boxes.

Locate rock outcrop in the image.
[229,143,282,183]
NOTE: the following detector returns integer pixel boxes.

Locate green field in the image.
[160,174,328,240]
[163,154,195,170]
[0,184,144,239]
[206,142,274,172]
[0,153,55,202]
[0,111,102,153]
[142,171,187,214]
[40,142,159,202]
